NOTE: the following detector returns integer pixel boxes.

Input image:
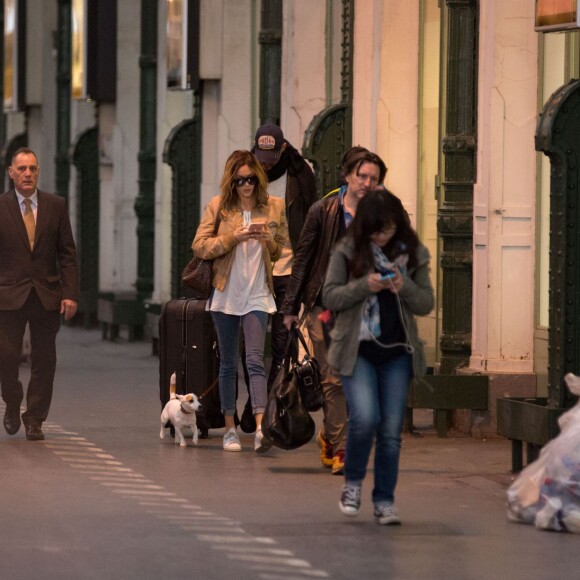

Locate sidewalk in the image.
[14,325,573,580]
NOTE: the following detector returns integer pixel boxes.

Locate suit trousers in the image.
[0,289,61,423]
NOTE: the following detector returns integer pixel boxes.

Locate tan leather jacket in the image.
[191,195,287,295]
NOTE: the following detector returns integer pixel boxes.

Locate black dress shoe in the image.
[24,423,45,441]
[3,410,21,435]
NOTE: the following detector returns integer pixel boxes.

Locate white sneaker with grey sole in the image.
[223,428,241,452]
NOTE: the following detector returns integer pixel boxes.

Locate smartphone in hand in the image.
[248,222,265,233]
[380,270,396,280]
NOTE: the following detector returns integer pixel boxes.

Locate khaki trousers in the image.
[305,306,347,454]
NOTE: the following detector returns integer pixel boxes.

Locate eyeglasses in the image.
[233,175,258,187]
[356,172,380,186]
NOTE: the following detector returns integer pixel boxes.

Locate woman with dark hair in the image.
[323,189,434,524]
[192,150,287,453]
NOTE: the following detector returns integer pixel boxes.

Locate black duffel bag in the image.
[261,327,320,450]
[292,326,324,412]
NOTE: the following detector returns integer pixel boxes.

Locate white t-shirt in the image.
[209,211,276,315]
[267,172,292,277]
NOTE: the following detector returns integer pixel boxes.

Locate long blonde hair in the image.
[218,150,269,213]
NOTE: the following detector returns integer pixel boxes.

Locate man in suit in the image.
[0,148,79,441]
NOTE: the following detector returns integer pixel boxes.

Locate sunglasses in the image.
[233,175,258,187]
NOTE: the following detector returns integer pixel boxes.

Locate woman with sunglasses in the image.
[322,189,434,524]
[192,150,287,452]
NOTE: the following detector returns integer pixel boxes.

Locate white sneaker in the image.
[254,428,273,453]
[223,428,241,452]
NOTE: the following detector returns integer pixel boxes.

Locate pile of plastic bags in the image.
[507,373,580,533]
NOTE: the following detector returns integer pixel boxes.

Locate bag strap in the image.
[279,326,298,373]
[212,212,222,236]
[279,324,313,371]
[293,325,313,359]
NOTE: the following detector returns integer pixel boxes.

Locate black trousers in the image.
[0,289,61,423]
[267,275,293,389]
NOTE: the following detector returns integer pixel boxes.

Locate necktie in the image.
[23,198,36,250]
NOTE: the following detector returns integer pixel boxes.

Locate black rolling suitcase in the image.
[159,298,224,438]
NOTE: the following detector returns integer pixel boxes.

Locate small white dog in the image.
[160,373,202,447]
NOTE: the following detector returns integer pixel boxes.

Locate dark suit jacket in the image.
[0,189,79,311]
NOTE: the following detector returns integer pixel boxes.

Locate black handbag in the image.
[292,326,324,412]
[181,215,221,299]
[261,331,316,450]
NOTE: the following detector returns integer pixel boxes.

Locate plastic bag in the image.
[507,373,580,532]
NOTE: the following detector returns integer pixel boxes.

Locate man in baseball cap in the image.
[238,124,318,433]
[252,123,287,169]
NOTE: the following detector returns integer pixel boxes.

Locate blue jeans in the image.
[211,311,269,416]
[341,352,412,506]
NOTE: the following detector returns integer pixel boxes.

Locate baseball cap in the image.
[252,123,284,166]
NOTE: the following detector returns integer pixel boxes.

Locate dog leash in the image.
[197,376,219,402]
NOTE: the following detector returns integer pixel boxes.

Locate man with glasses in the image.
[281,148,388,475]
[0,148,78,441]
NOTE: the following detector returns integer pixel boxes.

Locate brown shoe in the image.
[25,423,45,441]
[316,430,333,468]
[332,449,345,475]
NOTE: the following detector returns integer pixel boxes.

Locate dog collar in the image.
[180,403,194,415]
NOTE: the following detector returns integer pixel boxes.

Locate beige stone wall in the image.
[352,0,419,221]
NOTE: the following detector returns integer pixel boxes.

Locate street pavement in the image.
[0,326,577,580]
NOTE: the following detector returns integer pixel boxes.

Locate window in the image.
[167,0,198,90]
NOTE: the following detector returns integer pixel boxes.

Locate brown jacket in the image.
[0,189,78,311]
[191,195,287,295]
